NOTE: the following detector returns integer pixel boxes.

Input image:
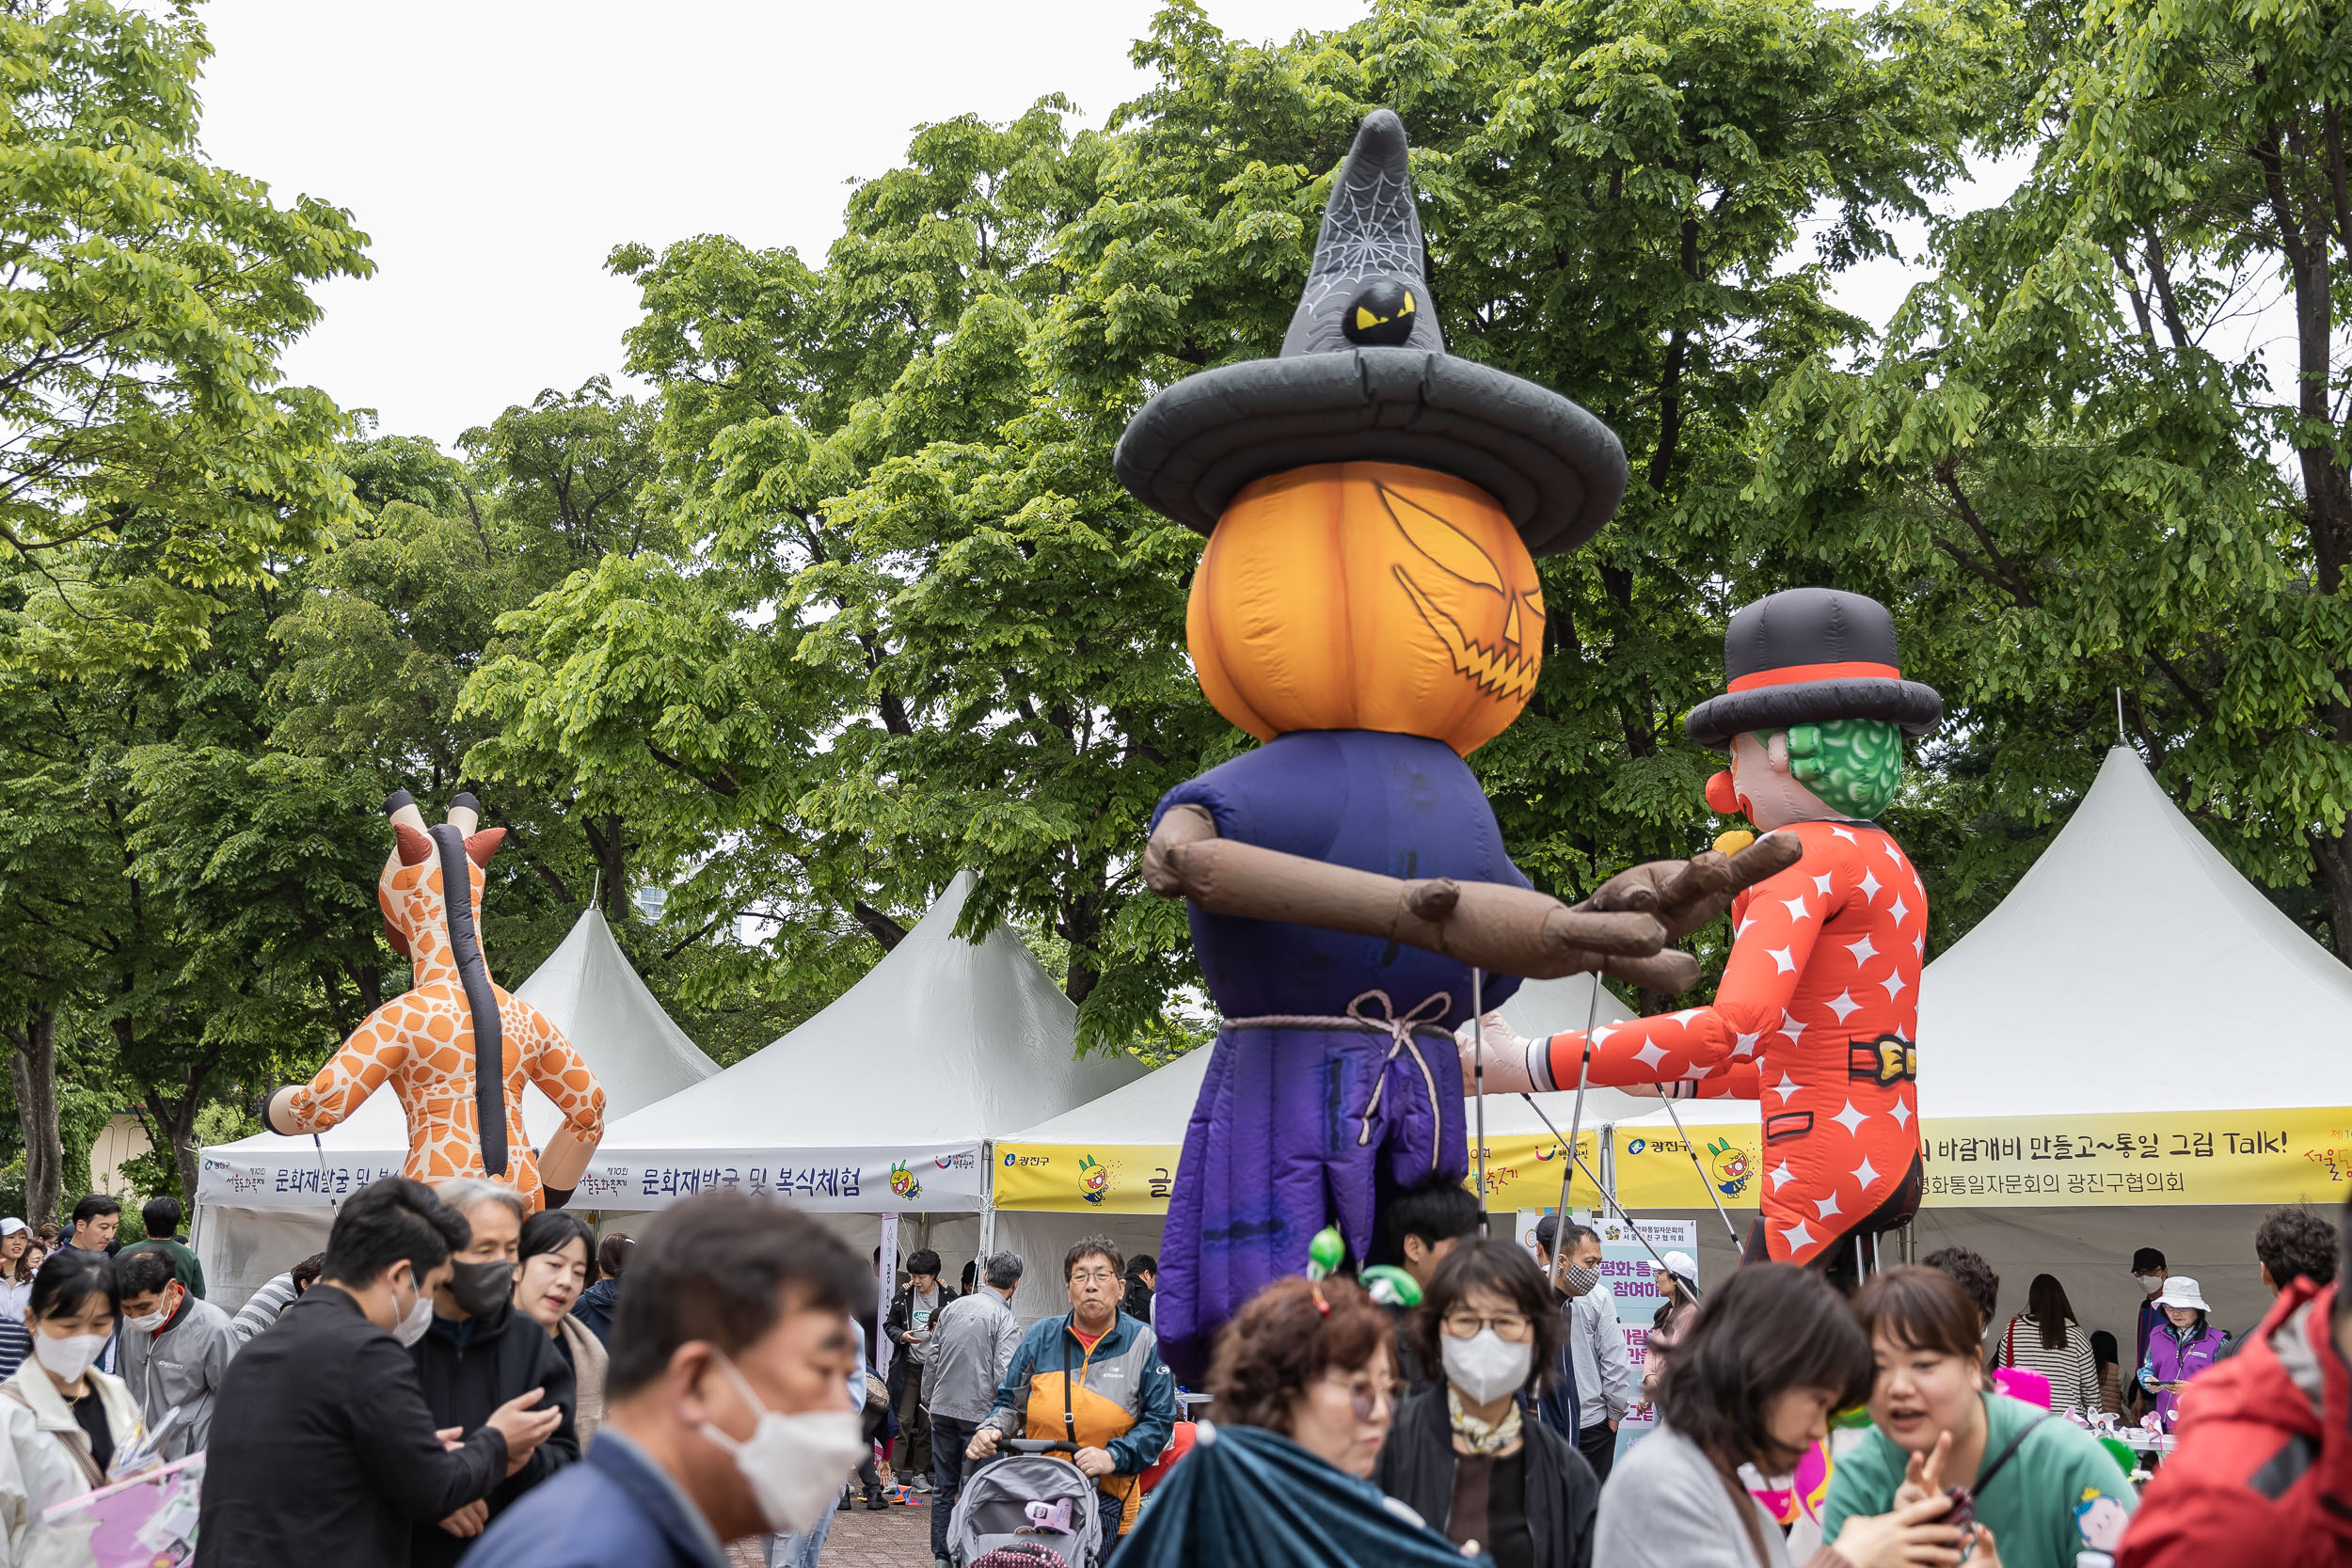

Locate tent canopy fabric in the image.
[598,871,1142,1155]
[1914,744,2352,1117]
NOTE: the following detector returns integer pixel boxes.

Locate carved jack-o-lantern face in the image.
[1186,460,1546,755]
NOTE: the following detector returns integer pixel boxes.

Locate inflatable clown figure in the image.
[1476,588,1942,1283]
[265,790,607,1212]
[1116,109,1800,1378]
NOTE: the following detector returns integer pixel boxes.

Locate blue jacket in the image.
[456,1428,726,1568]
[978,1309,1178,1478]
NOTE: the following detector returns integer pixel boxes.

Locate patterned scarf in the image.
[1447,1386,1524,1457]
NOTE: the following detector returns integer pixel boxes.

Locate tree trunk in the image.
[5,1012,62,1226]
[583,813,629,924]
[137,1072,212,1204]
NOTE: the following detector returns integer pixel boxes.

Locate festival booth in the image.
[194,905,719,1307]
[580,872,1145,1313]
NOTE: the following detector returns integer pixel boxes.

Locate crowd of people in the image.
[0,1180,2332,1567]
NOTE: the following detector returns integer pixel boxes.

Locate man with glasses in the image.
[966,1237,1179,1542]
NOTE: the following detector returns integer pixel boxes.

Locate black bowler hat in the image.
[1683,587,1944,748]
[1113,109,1628,559]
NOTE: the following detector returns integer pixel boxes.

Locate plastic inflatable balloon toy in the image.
[265,790,608,1211]
[1119,108,1801,1378]
[1475,588,1942,1284]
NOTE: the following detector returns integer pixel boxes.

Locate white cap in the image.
[1661,1250,1698,1286]
[0,1220,24,1239]
[2156,1276,2209,1313]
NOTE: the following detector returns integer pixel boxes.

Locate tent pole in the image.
[1471,968,1487,1236]
[1548,974,1601,1291]
[978,1145,997,1259]
[1659,1095,1740,1245]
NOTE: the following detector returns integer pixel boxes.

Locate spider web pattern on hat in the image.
[1302,166,1426,313]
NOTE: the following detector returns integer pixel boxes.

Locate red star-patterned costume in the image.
[1528,816,1926,1268]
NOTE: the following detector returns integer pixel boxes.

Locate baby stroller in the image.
[946,1439,1105,1568]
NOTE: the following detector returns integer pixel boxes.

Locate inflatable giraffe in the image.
[266,791,606,1211]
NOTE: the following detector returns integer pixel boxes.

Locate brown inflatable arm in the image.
[1144,805,1724,990]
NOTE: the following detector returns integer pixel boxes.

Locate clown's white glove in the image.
[1457,1011,1537,1095]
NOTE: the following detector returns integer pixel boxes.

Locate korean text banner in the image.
[199,1144,988,1212]
[991,1108,2352,1213]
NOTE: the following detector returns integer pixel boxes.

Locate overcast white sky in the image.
[192,0,2035,447]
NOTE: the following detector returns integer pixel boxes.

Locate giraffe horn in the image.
[445,791,480,833]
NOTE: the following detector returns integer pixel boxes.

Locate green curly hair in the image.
[1762,718,1904,820]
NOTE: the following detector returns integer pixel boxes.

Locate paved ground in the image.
[724,1498,939,1568]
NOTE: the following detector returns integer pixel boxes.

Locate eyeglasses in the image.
[1441,1310,1534,1342]
[1323,1371,1398,1422]
[1069,1269,1120,1285]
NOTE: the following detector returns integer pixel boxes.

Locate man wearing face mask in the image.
[408,1177,579,1567]
[461,1191,873,1568]
[1533,1217,1632,1483]
[194,1177,564,1568]
[115,1247,236,1459]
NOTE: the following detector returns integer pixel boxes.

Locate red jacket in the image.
[2119,1277,2352,1567]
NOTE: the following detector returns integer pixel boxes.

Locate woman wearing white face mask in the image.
[1375,1240,1597,1568]
[0,1248,143,1560]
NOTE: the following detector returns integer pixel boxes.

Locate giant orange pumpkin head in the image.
[1189,461,1545,756]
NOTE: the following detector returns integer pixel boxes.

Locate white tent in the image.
[195,906,720,1307]
[986,974,1640,1318]
[585,872,1144,1306]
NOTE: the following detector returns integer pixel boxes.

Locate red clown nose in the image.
[1705,768,1740,816]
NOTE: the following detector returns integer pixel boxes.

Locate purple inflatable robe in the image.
[1146,731,1528,1376]
[1114,110,1631,1379]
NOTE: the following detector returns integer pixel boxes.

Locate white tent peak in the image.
[598,870,1145,1151]
[513,903,718,1118]
[1915,744,2352,1117]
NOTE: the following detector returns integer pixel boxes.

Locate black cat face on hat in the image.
[1113,109,1629,560]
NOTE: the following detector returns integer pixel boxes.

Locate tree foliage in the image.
[0,0,369,673]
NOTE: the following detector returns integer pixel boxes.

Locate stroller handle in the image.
[1001,1438,1082,1455]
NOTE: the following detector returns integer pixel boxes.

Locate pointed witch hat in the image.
[1114,109,1628,557]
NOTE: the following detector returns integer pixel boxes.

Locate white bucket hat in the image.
[2156,1276,2210,1313]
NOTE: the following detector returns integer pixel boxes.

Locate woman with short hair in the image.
[1375,1239,1597,1568]
[1824,1266,2137,1568]
[1597,1264,1974,1568]
[514,1211,606,1445]
[569,1233,630,1346]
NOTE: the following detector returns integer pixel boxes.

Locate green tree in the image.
[0,564,389,1204]
[471,0,1997,1047]
[1,0,370,673]
[1746,0,2352,956]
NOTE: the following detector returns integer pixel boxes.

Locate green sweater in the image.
[1821,1393,2136,1568]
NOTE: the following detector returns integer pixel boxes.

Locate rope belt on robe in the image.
[1219,989,1454,1177]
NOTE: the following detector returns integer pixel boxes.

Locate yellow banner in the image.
[992,1108,2352,1214]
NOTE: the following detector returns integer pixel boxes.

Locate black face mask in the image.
[448,1258,516,1319]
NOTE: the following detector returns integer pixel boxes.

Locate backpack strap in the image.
[1973,1413,2055,1497]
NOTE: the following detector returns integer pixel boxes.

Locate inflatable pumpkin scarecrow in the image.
[1119,109,1799,1377]
[1476,588,1942,1283]
[265,790,607,1212]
